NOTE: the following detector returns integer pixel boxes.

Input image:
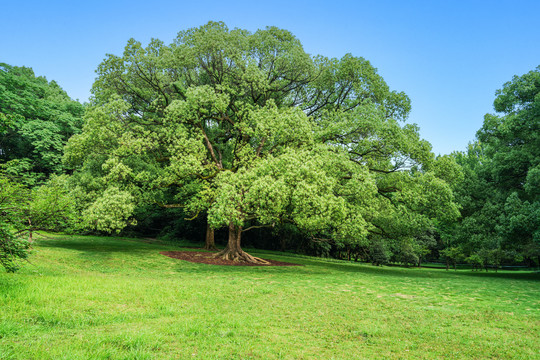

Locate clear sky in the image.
[2,0,539,155]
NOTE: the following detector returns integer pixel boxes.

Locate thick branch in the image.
[199,125,222,168]
[256,137,266,157]
[157,203,184,208]
[242,223,275,233]
[184,209,201,221]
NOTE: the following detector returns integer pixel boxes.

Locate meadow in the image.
[0,234,538,359]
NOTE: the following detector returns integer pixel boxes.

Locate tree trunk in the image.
[280,236,286,252]
[28,219,33,243]
[203,223,217,251]
[214,224,269,264]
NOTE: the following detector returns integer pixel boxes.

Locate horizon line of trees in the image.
[1,22,538,272]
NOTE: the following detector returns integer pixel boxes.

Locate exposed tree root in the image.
[214,249,270,264]
[213,223,270,264]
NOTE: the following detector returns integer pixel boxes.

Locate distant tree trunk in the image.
[279,236,286,252]
[203,223,217,251]
[214,224,269,264]
[28,219,33,243]
[446,259,449,271]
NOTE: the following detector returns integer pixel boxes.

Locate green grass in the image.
[1,234,539,359]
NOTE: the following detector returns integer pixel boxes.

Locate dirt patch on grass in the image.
[160,251,303,267]
[393,293,415,299]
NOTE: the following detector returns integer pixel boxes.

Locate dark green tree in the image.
[0,63,84,185]
[446,66,540,268]
[0,172,31,272]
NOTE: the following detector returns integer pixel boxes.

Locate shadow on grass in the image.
[161,250,449,278]
[35,235,540,282]
[36,236,168,254]
[455,269,540,281]
[146,243,540,282]
[300,259,540,281]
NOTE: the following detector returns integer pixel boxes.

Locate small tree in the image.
[370,240,391,266]
[0,170,81,272]
[397,237,420,267]
[440,246,464,271]
[465,253,484,271]
[0,173,31,272]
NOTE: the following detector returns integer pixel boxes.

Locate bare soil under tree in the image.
[160,251,301,266]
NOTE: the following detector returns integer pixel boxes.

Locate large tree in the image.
[446,66,540,268]
[66,22,458,262]
[0,63,84,185]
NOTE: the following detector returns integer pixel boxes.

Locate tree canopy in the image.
[0,171,31,272]
[0,63,84,185]
[1,24,537,272]
[65,22,458,263]
[445,66,540,269]
[0,64,84,272]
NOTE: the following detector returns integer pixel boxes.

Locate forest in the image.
[1,22,539,272]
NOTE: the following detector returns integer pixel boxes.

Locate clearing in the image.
[0,234,538,359]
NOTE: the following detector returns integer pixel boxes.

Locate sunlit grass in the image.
[0,233,538,359]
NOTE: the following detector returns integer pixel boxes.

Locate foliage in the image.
[0,168,80,272]
[65,22,458,261]
[440,246,464,270]
[445,66,540,267]
[81,186,136,233]
[0,173,31,272]
[0,63,83,185]
[29,175,79,232]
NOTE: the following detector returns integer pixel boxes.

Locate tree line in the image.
[1,22,538,271]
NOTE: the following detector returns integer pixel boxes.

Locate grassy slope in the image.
[0,234,538,360]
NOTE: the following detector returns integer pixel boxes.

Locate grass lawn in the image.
[0,234,539,359]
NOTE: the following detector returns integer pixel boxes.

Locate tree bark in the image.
[28,219,33,243]
[203,223,217,251]
[214,224,269,264]
[280,236,286,252]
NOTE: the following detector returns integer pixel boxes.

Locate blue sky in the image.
[2,0,539,155]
